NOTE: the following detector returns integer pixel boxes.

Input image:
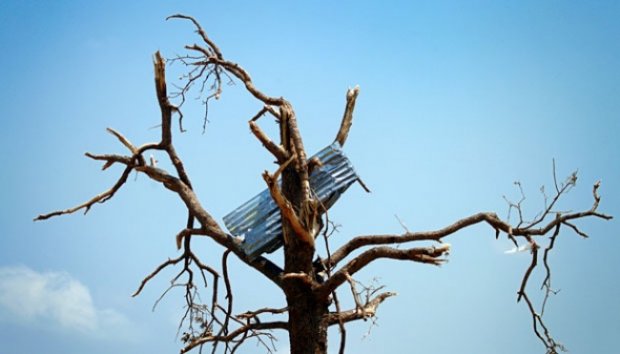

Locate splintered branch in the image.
[334,86,360,147]
[262,156,314,247]
[277,102,312,209]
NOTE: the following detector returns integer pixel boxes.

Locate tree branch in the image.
[249,118,288,163]
[334,86,360,147]
[84,152,132,170]
[327,291,396,325]
[33,163,135,221]
[132,255,185,297]
[167,14,224,59]
[262,156,314,247]
[319,244,451,296]
[180,321,288,354]
[328,212,505,267]
[329,183,611,268]
[135,163,284,286]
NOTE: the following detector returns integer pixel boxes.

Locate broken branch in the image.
[262,159,314,247]
[334,86,360,147]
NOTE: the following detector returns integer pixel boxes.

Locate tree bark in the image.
[280,112,329,353]
[286,289,329,354]
[283,222,329,354]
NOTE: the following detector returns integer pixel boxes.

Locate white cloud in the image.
[0,265,134,339]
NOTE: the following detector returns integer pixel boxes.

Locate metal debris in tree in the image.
[223,142,363,260]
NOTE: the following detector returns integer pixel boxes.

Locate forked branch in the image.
[320,173,610,353]
[329,180,610,269]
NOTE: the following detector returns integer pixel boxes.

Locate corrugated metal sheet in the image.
[223,142,360,260]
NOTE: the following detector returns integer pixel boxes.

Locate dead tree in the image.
[35,15,611,354]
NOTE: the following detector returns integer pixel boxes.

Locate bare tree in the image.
[35,15,611,354]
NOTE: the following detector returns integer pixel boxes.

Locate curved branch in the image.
[179,43,283,106]
[176,228,208,250]
[132,255,185,297]
[135,164,284,286]
[328,212,505,267]
[319,244,451,297]
[249,118,288,162]
[167,14,223,59]
[33,162,135,221]
[329,187,612,268]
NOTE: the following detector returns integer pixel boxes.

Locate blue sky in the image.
[1,1,618,353]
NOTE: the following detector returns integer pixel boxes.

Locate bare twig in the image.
[34,163,135,220]
[540,222,561,317]
[133,255,185,297]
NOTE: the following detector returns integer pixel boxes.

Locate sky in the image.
[1,1,619,353]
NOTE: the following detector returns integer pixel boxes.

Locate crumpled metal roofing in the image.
[223,142,361,260]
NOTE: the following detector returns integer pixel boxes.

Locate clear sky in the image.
[1,1,618,354]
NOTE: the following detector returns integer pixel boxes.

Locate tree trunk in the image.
[281,154,329,354]
[286,288,329,354]
[283,232,329,354]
